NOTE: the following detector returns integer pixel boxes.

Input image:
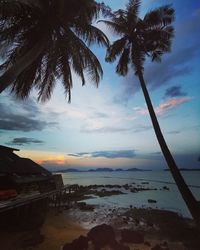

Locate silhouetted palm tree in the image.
[0,0,109,101]
[102,0,200,225]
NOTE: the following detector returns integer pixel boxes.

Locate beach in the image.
[1,171,200,250]
[34,210,87,250]
[32,209,194,250]
[1,195,199,250]
[31,206,199,250]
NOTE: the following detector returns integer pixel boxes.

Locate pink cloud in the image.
[135,97,191,116]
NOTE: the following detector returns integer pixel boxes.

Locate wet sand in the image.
[0,209,87,250]
[34,210,87,250]
[0,206,199,250]
[34,206,199,250]
[1,181,199,250]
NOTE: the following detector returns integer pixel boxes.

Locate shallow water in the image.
[61,170,200,218]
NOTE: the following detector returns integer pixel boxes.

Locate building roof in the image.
[0,145,51,176]
[0,145,19,152]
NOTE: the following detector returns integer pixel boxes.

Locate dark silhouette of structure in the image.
[0,145,55,229]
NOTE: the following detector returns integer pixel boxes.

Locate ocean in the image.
[61,170,200,219]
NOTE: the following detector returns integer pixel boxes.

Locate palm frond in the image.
[60,57,73,103]
[126,0,141,25]
[98,20,126,36]
[106,37,128,62]
[0,0,109,100]
[144,5,175,28]
[116,48,130,76]
[73,24,109,47]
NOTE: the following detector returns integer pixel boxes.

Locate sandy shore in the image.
[35,210,87,250]
[34,206,200,250]
[1,180,199,250]
[0,209,87,250]
[0,205,199,250]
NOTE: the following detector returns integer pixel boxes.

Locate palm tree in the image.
[0,0,110,101]
[102,0,200,225]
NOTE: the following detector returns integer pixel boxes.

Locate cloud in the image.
[0,98,58,132]
[135,97,191,116]
[91,112,110,119]
[144,46,196,90]
[39,159,68,166]
[155,97,191,115]
[113,73,140,104]
[132,125,152,133]
[164,86,187,99]
[81,125,133,133]
[68,150,137,159]
[176,7,200,44]
[167,130,181,135]
[7,137,44,145]
[14,98,41,117]
[114,46,195,104]
[79,107,136,134]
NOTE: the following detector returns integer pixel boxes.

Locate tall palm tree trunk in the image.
[0,39,46,93]
[137,70,200,226]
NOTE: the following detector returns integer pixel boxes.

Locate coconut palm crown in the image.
[0,0,110,101]
[102,0,200,226]
[103,0,174,74]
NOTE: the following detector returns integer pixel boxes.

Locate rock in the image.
[121,229,144,244]
[110,240,130,250]
[96,190,124,197]
[161,241,168,247]
[147,221,153,227]
[151,245,162,250]
[151,243,169,250]
[20,230,44,247]
[77,202,95,211]
[63,235,88,250]
[88,224,115,249]
[144,241,151,246]
[123,184,130,190]
[148,199,157,203]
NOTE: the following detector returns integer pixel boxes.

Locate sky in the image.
[0,0,200,170]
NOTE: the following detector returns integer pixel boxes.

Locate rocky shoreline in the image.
[0,183,199,250]
[59,183,171,209]
[65,205,199,250]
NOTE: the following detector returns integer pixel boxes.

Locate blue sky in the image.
[0,0,199,170]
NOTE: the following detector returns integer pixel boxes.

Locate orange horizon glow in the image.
[16,149,157,169]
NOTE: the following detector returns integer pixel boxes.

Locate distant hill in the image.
[88,168,113,172]
[164,168,200,171]
[52,167,153,173]
[126,168,151,171]
[53,168,81,173]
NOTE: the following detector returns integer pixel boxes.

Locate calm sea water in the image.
[61,171,200,218]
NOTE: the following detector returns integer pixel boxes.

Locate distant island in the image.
[52,168,80,173]
[53,167,152,173]
[126,168,151,172]
[164,168,200,171]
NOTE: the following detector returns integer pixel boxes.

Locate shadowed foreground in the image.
[0,207,199,250]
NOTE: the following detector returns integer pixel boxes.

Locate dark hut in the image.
[0,146,59,230]
[0,145,55,199]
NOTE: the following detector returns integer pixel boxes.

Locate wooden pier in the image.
[0,184,75,213]
[0,184,80,230]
